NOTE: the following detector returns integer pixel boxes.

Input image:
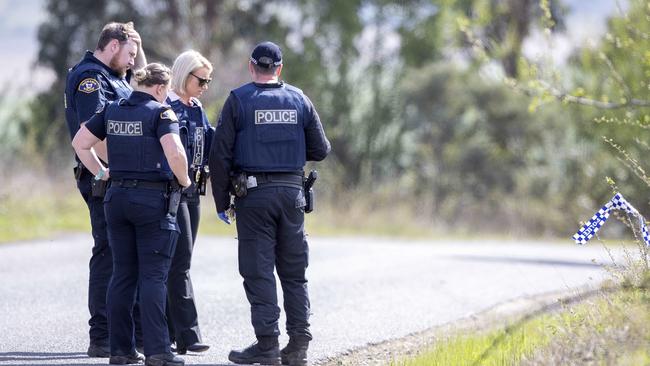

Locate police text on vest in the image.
[255,110,297,124]
[107,120,143,136]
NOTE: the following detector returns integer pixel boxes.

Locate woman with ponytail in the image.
[72,63,190,366]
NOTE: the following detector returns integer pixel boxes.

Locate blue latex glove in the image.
[217,211,230,225]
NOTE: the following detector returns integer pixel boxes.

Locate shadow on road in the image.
[0,352,99,365]
[0,353,232,366]
[0,352,87,361]
[448,254,610,268]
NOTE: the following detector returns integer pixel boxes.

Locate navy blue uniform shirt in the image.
[208,81,330,212]
[65,51,132,142]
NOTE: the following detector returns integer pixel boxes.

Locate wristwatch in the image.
[94,169,105,181]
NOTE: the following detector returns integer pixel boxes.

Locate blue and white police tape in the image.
[572,193,650,246]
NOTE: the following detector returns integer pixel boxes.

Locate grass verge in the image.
[395,283,650,366]
[0,181,460,243]
[0,193,89,242]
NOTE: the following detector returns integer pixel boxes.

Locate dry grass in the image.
[0,168,89,242]
[0,170,449,243]
[393,254,650,366]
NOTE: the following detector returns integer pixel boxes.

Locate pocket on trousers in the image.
[295,190,306,208]
[238,237,263,278]
[281,188,306,209]
[155,217,179,258]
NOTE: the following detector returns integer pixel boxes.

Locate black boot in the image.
[280,336,310,366]
[109,350,145,365]
[87,343,110,358]
[228,337,280,365]
[173,342,210,355]
[144,353,184,366]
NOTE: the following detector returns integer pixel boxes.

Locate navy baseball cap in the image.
[250,41,283,68]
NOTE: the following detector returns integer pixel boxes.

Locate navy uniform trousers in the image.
[78,172,143,348]
[235,185,312,340]
[167,195,202,348]
[104,186,178,357]
[77,172,113,346]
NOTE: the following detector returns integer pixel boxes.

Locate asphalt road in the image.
[0,234,632,365]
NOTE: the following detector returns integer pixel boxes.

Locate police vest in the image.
[65,57,132,139]
[167,96,212,171]
[231,82,306,172]
[104,96,173,182]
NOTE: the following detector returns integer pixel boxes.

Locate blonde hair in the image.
[133,63,171,87]
[171,50,213,95]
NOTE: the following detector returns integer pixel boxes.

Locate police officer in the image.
[209,41,331,366]
[64,21,146,358]
[164,50,214,355]
[72,63,190,366]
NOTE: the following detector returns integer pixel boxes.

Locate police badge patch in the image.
[78,78,100,94]
[160,109,179,122]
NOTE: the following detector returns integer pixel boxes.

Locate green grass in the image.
[396,286,650,366]
[2,189,410,242]
[0,194,90,242]
[394,314,554,366]
[0,185,449,243]
[196,195,436,238]
[0,189,582,243]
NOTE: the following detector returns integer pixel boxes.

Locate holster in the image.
[167,180,182,217]
[303,170,318,214]
[73,162,84,181]
[91,179,108,198]
[305,188,315,213]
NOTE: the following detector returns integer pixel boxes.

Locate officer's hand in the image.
[217,212,230,225]
[127,30,142,47]
[103,168,110,181]
[180,175,192,188]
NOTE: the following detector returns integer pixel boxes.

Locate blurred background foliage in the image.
[2,0,649,239]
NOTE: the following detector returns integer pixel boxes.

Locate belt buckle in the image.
[246,175,258,189]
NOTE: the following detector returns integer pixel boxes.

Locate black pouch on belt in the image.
[73,162,84,181]
[91,179,108,197]
[230,172,247,198]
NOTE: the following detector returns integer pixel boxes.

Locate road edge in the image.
[314,284,607,365]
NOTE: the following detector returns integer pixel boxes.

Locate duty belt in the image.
[247,172,303,187]
[112,179,170,191]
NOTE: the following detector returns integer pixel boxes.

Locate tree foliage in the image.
[514,0,650,218]
[24,0,636,235]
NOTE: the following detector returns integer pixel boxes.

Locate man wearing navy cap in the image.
[209,41,330,366]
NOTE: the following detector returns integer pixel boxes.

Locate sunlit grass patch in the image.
[394,314,554,366]
[0,193,89,242]
[396,287,650,366]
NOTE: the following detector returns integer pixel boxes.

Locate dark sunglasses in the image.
[190,72,212,87]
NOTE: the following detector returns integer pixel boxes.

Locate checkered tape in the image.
[572,193,650,246]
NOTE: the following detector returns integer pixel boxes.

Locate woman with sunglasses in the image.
[165,50,214,355]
